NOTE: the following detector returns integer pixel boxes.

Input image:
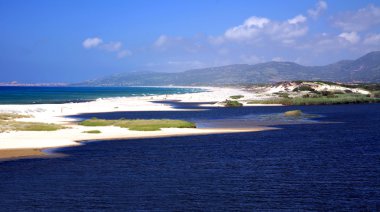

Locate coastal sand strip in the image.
[0,127,278,161]
[0,149,46,161]
[0,87,279,161]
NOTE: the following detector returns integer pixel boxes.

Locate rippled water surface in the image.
[0,86,202,104]
[0,103,379,211]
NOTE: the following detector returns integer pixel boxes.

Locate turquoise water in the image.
[0,86,203,104]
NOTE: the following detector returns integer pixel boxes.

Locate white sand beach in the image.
[0,87,272,160]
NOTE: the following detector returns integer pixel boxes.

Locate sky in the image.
[0,0,380,83]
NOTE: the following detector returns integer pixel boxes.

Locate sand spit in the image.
[0,87,272,161]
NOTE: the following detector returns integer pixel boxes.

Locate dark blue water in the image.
[0,86,202,104]
[0,103,379,211]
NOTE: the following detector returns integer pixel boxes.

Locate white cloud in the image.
[224,17,270,40]
[363,34,380,45]
[288,15,307,24]
[153,35,186,50]
[240,54,263,64]
[82,37,103,49]
[338,32,360,44]
[269,21,308,40]
[154,35,168,47]
[333,4,380,31]
[117,50,132,58]
[223,15,308,43]
[308,1,327,19]
[244,16,270,28]
[143,1,379,69]
[217,48,229,55]
[101,41,122,52]
[83,37,131,59]
[166,60,204,70]
[208,36,225,45]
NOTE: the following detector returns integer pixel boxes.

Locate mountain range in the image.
[75,51,380,86]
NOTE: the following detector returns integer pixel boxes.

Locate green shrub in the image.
[224,100,243,107]
[293,85,316,92]
[80,119,115,126]
[248,98,292,105]
[372,91,380,98]
[229,95,244,99]
[276,93,290,98]
[332,90,345,94]
[320,91,336,98]
[82,130,101,134]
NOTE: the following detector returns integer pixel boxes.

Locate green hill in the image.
[75,51,380,86]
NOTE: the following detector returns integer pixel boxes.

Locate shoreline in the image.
[0,86,273,161]
[0,149,47,161]
[0,127,277,162]
[0,85,206,105]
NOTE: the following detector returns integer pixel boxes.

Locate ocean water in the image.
[0,86,203,104]
[0,103,379,211]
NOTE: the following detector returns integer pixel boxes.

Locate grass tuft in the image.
[15,123,65,131]
[372,91,380,98]
[293,85,316,92]
[230,95,244,99]
[224,100,243,107]
[0,113,65,132]
[82,130,102,134]
[79,119,196,131]
[0,113,31,121]
[0,121,65,132]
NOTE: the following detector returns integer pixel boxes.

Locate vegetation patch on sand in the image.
[230,95,244,99]
[79,118,196,131]
[0,113,31,121]
[82,130,102,134]
[372,91,380,98]
[224,100,243,107]
[248,93,380,106]
[0,113,65,132]
[274,92,290,99]
[10,122,65,131]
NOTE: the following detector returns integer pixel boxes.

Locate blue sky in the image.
[0,0,379,83]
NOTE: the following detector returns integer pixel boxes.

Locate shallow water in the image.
[0,103,379,211]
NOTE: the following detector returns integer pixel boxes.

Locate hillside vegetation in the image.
[75,51,380,86]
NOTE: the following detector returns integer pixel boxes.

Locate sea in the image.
[0,86,203,104]
[0,99,379,210]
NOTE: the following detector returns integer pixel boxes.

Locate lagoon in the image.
[0,103,379,210]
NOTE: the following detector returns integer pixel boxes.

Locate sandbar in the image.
[0,87,274,161]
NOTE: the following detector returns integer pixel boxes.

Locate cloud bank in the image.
[148,1,380,70]
[83,1,380,72]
